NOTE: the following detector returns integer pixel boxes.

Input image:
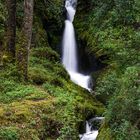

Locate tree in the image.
[0,41,3,66]
[6,0,16,60]
[16,0,34,80]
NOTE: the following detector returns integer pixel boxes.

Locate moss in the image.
[0,98,56,138]
[97,122,113,140]
[0,127,20,140]
[0,77,104,139]
[16,31,29,81]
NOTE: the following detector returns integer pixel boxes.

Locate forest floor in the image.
[0,47,104,140]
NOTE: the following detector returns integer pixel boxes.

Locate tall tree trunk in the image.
[16,0,34,80]
[6,0,16,60]
[0,41,3,67]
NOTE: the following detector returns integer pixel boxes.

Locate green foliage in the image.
[75,0,140,139]
[76,0,140,60]
[104,67,140,139]
[31,47,60,62]
[34,0,63,25]
[95,70,119,104]
[43,80,104,139]
[0,76,49,103]
[29,47,69,87]
[0,45,104,139]
[29,65,51,85]
[0,127,19,140]
[34,0,64,48]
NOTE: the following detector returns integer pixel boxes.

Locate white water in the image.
[86,121,92,133]
[62,20,77,72]
[80,131,99,140]
[62,0,91,91]
[80,121,98,140]
[62,1,104,139]
[80,117,104,140]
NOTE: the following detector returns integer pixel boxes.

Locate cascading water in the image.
[62,0,103,139]
[62,0,91,91]
[86,121,92,133]
[80,117,104,140]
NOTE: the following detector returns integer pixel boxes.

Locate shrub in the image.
[95,70,119,104]
[31,47,60,62]
[29,66,51,85]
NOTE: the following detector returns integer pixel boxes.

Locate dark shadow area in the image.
[77,40,107,75]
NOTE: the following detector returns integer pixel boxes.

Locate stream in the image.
[62,0,103,139]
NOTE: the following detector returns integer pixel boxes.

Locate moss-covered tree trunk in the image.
[0,41,3,66]
[6,0,16,60]
[16,0,34,80]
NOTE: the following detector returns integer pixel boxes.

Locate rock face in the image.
[78,44,106,74]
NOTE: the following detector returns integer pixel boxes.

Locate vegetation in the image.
[75,0,140,139]
[0,0,104,139]
[0,46,104,139]
[0,0,139,139]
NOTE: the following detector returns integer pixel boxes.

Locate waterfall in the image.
[62,20,77,72]
[86,121,91,133]
[62,1,103,140]
[62,0,91,91]
[80,117,104,140]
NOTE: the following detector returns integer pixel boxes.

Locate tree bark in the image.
[16,0,34,80]
[0,41,3,67]
[6,0,16,59]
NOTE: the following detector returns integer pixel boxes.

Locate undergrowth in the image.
[0,47,104,140]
